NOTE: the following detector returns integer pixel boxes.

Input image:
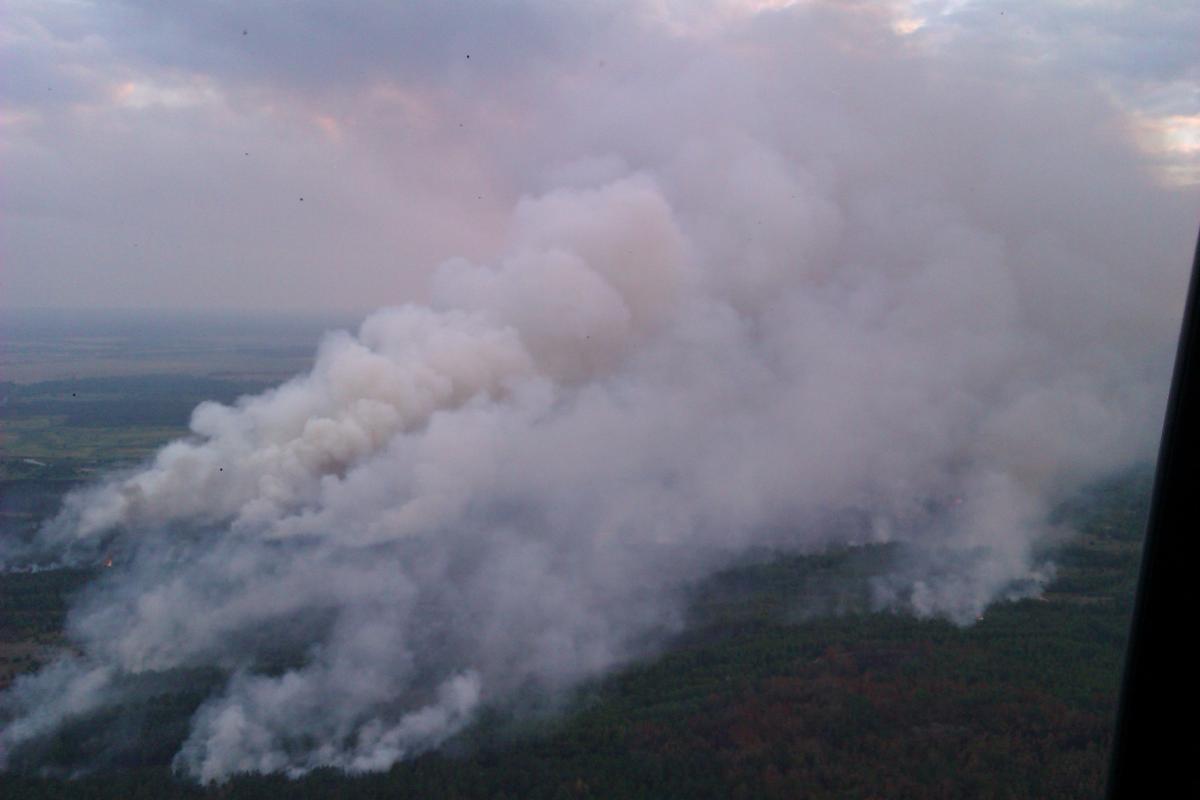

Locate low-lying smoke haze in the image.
[2,0,1198,783]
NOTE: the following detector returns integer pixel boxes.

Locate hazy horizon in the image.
[0,307,365,384]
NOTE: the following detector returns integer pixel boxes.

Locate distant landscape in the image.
[0,309,355,383]
[0,312,1148,799]
[1,310,353,560]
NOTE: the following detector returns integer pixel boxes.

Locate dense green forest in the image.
[0,453,1149,798]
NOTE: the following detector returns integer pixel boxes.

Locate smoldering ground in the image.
[2,2,1197,783]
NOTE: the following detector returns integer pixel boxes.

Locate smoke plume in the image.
[2,2,1196,783]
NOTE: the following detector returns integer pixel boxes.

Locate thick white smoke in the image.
[2,3,1195,783]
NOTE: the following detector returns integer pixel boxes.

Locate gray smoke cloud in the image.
[2,2,1197,783]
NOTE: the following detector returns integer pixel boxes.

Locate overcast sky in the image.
[2,0,1197,311]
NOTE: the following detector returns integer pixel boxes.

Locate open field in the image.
[0,309,354,384]
[1,417,185,469]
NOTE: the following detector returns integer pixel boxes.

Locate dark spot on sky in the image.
[243,30,248,36]
[466,54,470,59]
[300,197,304,201]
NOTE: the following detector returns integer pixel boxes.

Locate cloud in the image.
[2,0,1197,309]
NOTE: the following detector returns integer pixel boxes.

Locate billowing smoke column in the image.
[1,4,1194,784]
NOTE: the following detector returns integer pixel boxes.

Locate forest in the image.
[0,437,1149,798]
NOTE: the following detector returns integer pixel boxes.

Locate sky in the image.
[1,0,1197,311]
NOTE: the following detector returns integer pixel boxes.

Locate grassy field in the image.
[0,373,283,545]
[1,416,184,470]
